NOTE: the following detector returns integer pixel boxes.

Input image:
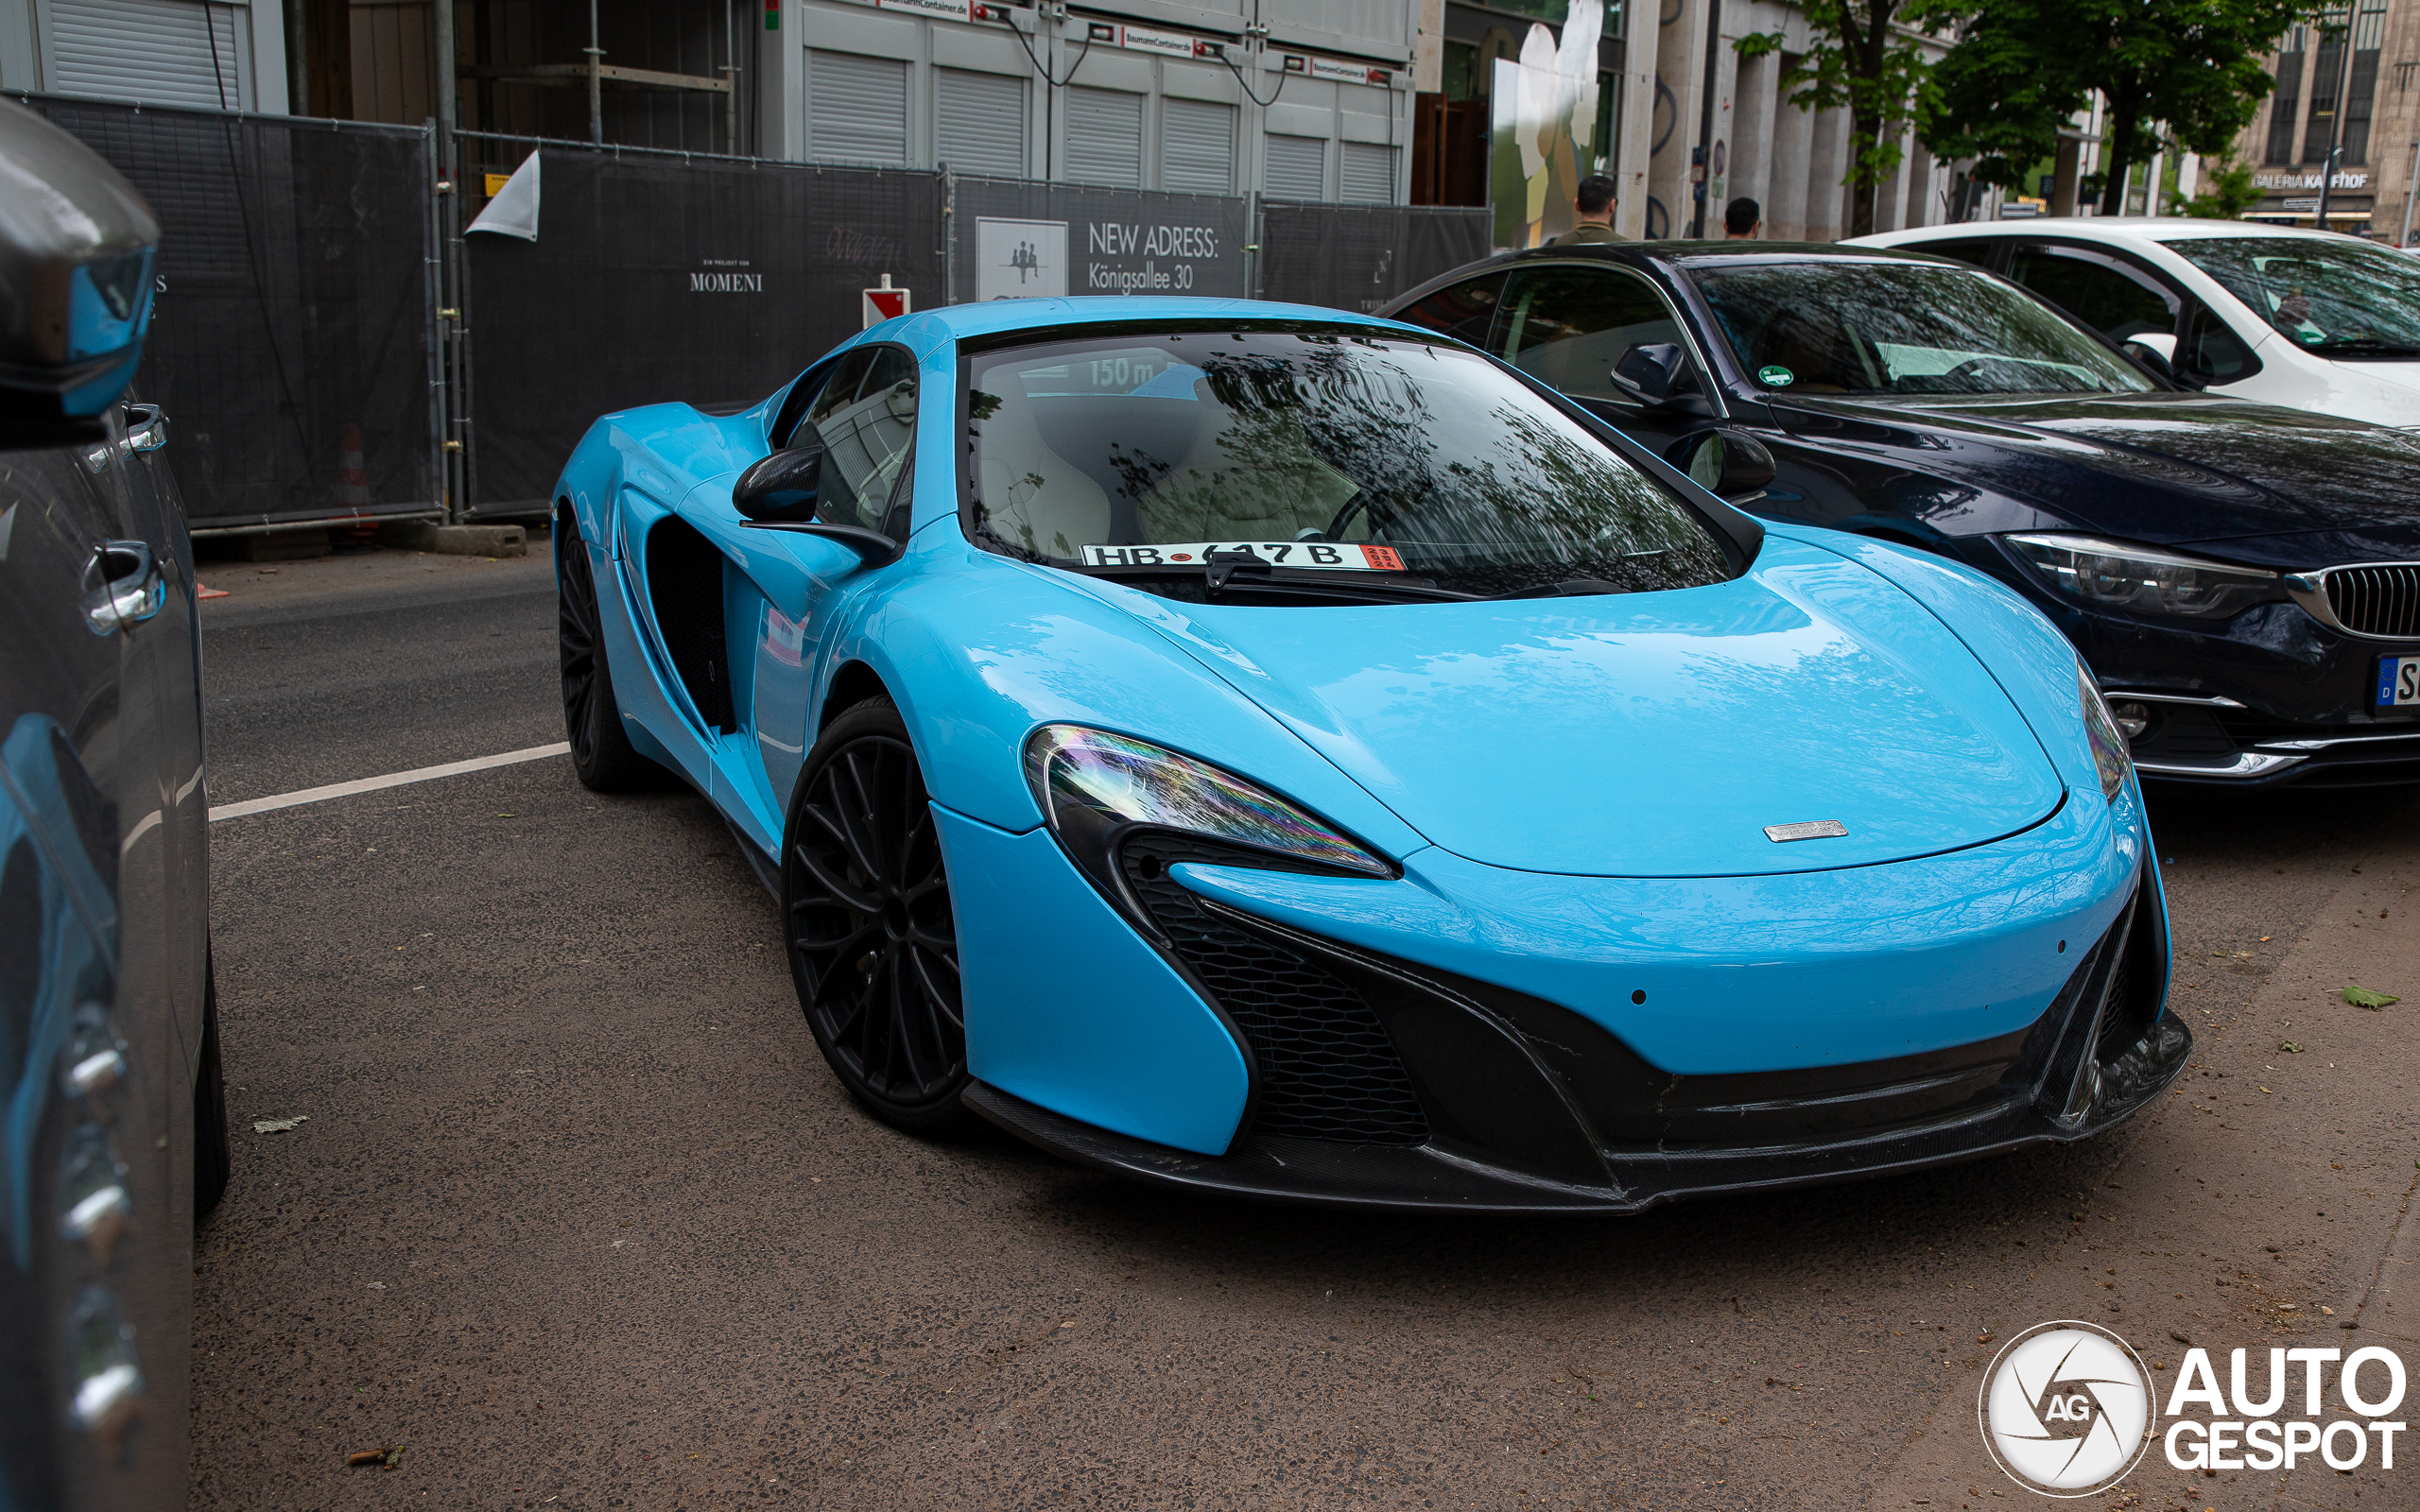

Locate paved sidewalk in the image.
[1868,815,2420,1512]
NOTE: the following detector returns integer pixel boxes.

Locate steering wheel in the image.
[1940,358,2003,387]
[1321,490,1379,542]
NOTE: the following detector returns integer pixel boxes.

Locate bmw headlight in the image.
[2077,661,2132,802]
[1023,726,1394,878]
[2005,533,2280,621]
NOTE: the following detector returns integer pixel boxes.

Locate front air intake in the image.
[1119,835,1430,1146]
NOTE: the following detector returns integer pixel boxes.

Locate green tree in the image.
[2180,152,2265,216]
[1736,0,1956,239]
[1926,0,2325,216]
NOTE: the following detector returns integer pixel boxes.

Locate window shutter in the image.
[1160,98,1236,194]
[1063,88,1144,187]
[46,0,243,111]
[935,68,1027,179]
[1265,134,1326,200]
[1340,142,1395,203]
[810,50,909,166]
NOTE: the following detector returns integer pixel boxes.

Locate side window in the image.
[1394,273,1508,348]
[768,349,866,451]
[1495,267,1690,404]
[803,345,917,530]
[2180,307,2264,387]
[1912,237,2005,272]
[2006,246,2179,345]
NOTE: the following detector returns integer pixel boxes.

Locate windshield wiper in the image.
[1483,578,1634,601]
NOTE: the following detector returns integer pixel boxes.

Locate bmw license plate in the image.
[2380,655,2420,710]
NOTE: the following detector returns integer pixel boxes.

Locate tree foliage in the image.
[2181,153,2267,216]
[1736,0,1956,239]
[1925,0,2325,215]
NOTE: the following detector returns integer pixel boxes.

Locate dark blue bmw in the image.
[1384,243,2420,787]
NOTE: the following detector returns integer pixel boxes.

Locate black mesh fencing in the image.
[1257,201,1493,315]
[462,145,940,513]
[15,95,439,532]
[947,176,1248,304]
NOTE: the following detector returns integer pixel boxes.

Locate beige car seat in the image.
[973,386,1114,559]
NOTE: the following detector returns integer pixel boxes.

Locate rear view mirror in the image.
[0,101,159,428]
[2120,333,2177,382]
[1612,342,1689,404]
[732,443,824,523]
[732,442,902,568]
[1669,428,1777,501]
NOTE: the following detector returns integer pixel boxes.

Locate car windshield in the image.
[1688,259,2157,396]
[959,327,1736,603]
[2159,235,2420,356]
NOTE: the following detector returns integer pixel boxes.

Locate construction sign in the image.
[862,276,910,328]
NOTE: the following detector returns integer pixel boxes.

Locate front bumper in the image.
[1964,546,2420,786]
[967,866,2184,1212]
[946,766,2181,1212]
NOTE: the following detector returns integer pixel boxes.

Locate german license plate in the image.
[2379,654,2420,710]
[1080,541,1405,571]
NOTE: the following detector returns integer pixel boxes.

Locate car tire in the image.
[782,696,974,1136]
[557,519,669,793]
[193,950,230,1221]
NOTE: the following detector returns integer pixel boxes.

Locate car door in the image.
[1490,263,1724,457]
[718,345,919,834]
[0,408,190,1512]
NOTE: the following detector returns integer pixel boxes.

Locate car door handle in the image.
[82,540,165,634]
[122,402,168,453]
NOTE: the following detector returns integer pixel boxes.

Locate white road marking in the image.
[208,742,570,823]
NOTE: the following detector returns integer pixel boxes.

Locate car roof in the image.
[1859,216,2365,246]
[869,295,1426,356]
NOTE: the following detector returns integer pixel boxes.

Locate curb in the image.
[378,521,527,558]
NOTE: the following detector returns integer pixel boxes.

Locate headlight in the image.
[1023,726,1394,877]
[2077,660,2132,802]
[2005,533,2279,621]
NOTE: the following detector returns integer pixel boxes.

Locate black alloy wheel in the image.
[782,696,971,1133]
[557,514,666,792]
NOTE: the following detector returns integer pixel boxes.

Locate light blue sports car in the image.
[550,296,2181,1211]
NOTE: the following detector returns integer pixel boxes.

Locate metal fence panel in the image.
[18,95,439,531]
[461,146,940,512]
[1258,201,1493,314]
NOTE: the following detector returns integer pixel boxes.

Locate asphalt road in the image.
[189,538,2420,1511]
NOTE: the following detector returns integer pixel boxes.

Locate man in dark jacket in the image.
[1547,175,1625,246]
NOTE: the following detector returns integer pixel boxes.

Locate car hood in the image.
[1778,391,2420,560]
[1077,535,2067,878]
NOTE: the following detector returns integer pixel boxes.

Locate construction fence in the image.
[18,97,1493,525]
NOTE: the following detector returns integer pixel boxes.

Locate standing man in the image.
[1724,198,1762,239]
[1547,175,1626,246]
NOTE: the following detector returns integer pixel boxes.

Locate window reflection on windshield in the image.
[1688,261,2157,396]
[960,328,1734,601]
[2160,236,2420,356]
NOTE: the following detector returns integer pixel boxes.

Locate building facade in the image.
[1408,0,1966,242]
[0,0,290,112]
[2236,1,2420,237]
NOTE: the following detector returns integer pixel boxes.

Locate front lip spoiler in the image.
[963,1031,2187,1212]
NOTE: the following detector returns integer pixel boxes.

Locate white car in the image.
[1850,217,2420,427]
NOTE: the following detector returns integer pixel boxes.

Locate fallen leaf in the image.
[2169,1330,2192,1345]
[252,1116,307,1134]
[2280,1040,2305,1053]
[2344,985,2400,1009]
[347,1450,386,1468]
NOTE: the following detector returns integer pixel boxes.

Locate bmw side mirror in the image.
[733,443,902,567]
[0,101,160,437]
[1613,342,1686,404]
[1669,428,1777,501]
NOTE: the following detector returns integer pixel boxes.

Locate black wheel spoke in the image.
[790,841,882,915]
